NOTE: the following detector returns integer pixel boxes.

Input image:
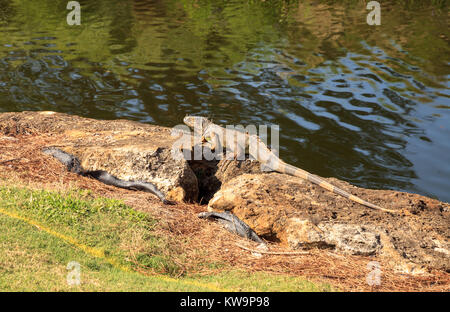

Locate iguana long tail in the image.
[278,161,396,213]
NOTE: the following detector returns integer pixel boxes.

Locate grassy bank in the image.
[0,185,333,291]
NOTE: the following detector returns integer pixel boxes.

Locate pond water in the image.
[0,0,448,202]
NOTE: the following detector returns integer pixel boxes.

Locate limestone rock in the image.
[189,157,263,204]
[318,223,382,256]
[285,218,326,249]
[208,172,450,271]
[0,111,198,202]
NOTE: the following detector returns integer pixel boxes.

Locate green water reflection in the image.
[0,0,448,201]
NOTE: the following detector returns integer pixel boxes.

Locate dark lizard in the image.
[42,147,174,204]
[198,211,265,244]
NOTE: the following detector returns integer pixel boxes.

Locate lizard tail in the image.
[279,162,396,213]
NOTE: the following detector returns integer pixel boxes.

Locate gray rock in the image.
[318,223,382,256]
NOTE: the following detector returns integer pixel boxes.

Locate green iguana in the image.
[183,116,396,213]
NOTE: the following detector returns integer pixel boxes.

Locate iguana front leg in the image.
[206,132,218,152]
[203,129,225,153]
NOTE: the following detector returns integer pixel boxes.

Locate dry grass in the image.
[1,133,449,292]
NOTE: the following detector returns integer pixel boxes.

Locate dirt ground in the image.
[1,133,449,292]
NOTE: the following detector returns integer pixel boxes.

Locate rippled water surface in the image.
[0,0,449,201]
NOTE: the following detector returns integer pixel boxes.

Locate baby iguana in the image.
[198,211,265,244]
[42,147,174,205]
[184,116,396,213]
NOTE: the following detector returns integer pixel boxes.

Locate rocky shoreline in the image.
[0,111,448,274]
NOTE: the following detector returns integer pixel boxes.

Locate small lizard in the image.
[198,211,265,244]
[183,116,396,213]
[42,147,174,205]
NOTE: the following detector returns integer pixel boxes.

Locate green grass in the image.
[0,186,180,275]
[0,185,334,291]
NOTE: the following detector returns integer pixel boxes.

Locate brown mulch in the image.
[0,133,449,292]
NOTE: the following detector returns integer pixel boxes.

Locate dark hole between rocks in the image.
[187,153,265,205]
[188,157,281,243]
[188,159,222,205]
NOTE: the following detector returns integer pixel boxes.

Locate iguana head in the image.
[183,115,212,130]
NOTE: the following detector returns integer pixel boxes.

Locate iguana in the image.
[183,116,396,213]
[198,211,265,244]
[42,147,174,205]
